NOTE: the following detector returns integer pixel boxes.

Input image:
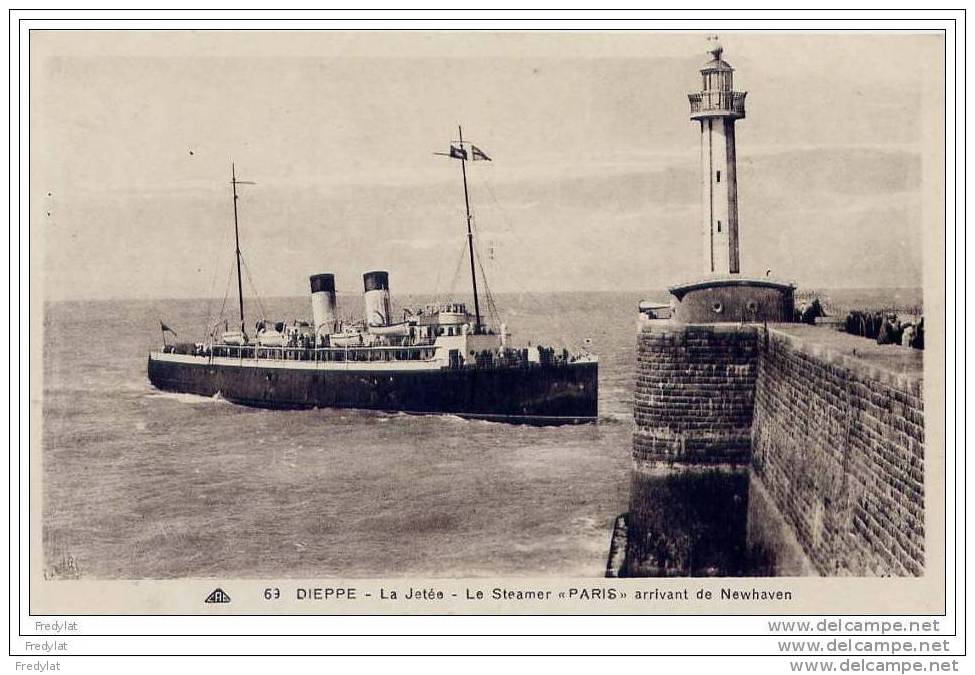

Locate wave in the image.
[440,414,470,423]
[598,411,632,424]
[143,390,231,406]
[357,410,506,427]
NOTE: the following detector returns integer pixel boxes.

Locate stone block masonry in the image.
[629,320,924,577]
[633,322,759,465]
[751,327,924,576]
[628,321,760,576]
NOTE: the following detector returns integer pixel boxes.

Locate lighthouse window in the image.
[716,170,721,183]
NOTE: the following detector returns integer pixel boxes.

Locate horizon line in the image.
[42,285,926,305]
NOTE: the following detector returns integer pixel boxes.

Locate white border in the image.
[10,9,964,666]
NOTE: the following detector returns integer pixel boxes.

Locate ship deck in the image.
[150,350,598,372]
[151,350,446,371]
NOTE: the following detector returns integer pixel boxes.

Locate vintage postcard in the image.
[28,27,948,617]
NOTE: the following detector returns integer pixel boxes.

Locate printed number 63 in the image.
[264,588,281,600]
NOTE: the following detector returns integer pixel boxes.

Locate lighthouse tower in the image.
[664,36,795,324]
[689,35,747,275]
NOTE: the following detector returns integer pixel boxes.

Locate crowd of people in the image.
[794,298,826,325]
[844,310,925,350]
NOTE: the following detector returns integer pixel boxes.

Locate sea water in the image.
[41,292,638,579]
[40,288,921,579]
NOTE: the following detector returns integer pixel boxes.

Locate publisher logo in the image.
[204,588,231,604]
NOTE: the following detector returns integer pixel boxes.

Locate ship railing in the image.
[444,347,585,370]
[210,343,439,363]
[205,343,590,367]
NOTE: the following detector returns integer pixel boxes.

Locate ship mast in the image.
[229,163,257,334]
[231,163,245,332]
[436,127,492,332]
[457,126,482,333]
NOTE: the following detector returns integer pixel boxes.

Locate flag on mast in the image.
[449,145,468,160]
[470,145,491,161]
[160,321,177,337]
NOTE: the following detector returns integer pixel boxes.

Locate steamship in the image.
[147,131,598,425]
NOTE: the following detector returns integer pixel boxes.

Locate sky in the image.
[31,31,944,301]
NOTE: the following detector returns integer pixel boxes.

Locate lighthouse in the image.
[625,35,799,577]
[689,35,747,275]
[662,36,795,324]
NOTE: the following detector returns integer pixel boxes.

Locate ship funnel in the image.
[363,270,391,327]
[309,273,337,340]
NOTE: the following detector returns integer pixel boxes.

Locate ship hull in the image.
[147,354,598,425]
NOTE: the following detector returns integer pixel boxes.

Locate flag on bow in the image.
[160,321,177,337]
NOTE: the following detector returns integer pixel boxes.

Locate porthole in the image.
[712,301,724,314]
[746,300,759,312]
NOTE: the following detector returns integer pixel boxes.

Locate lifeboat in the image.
[220,330,248,346]
[367,321,412,338]
[329,330,373,347]
[256,330,287,347]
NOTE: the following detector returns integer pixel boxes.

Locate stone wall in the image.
[625,465,752,576]
[751,328,924,576]
[627,322,760,576]
[633,322,759,465]
[627,321,925,577]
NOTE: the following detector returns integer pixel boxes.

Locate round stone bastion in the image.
[668,275,796,324]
